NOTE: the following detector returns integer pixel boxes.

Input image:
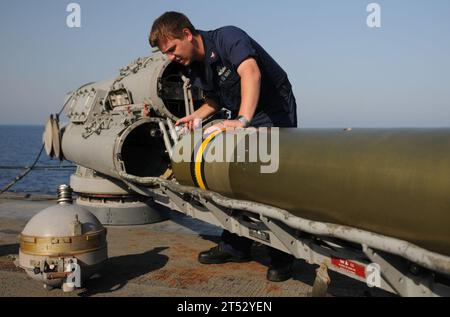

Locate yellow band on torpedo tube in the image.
[194,129,225,190]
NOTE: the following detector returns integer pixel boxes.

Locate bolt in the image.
[57,184,73,204]
[409,264,422,276]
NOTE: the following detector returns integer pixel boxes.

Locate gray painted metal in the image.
[61,117,165,179]
[70,166,130,195]
[76,197,168,226]
[70,166,168,225]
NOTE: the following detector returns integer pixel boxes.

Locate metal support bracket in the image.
[260,216,302,258]
[201,200,238,234]
[363,245,450,297]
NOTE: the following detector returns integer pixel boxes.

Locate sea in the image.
[0,125,76,195]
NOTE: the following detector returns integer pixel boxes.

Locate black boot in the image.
[266,248,294,282]
[266,263,293,282]
[198,245,251,264]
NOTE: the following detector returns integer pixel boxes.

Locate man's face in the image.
[159,29,196,66]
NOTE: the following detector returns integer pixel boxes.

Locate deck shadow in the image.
[0,243,19,257]
[78,247,169,297]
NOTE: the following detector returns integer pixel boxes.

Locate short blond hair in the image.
[149,11,198,47]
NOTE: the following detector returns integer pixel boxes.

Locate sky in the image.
[0,0,449,127]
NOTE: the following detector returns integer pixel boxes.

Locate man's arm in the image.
[216,57,261,130]
[176,98,220,130]
[237,57,261,123]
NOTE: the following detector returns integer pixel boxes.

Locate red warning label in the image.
[331,258,366,278]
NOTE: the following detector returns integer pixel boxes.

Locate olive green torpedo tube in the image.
[171,128,450,257]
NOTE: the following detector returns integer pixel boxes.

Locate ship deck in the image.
[0,193,391,297]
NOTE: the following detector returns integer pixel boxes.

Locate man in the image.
[149,12,298,282]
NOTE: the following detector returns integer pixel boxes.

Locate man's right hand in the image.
[175,114,203,131]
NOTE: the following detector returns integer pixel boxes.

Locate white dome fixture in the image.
[19,185,108,292]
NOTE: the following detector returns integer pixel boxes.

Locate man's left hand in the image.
[203,119,246,135]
